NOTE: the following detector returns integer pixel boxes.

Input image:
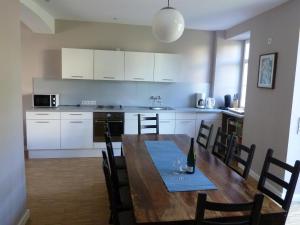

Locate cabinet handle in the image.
[70,121,83,124]
[69,113,82,116]
[36,113,49,115]
[133,78,144,80]
[160,121,171,123]
[103,76,115,79]
[162,79,173,81]
[71,75,83,78]
[180,121,192,123]
[35,121,49,124]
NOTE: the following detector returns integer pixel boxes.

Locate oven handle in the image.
[94,120,123,123]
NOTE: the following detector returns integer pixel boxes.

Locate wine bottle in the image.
[186,138,195,174]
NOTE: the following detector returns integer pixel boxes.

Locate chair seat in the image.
[117,169,129,187]
[119,186,132,210]
[115,156,126,169]
[118,210,136,225]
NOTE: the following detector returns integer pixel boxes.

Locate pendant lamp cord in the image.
[168,0,170,7]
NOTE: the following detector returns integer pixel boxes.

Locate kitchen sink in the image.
[149,106,174,110]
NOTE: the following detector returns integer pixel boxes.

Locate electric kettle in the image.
[206,98,216,109]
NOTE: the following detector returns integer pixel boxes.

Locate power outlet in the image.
[81,100,97,106]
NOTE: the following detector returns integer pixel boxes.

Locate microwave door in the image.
[34,95,51,107]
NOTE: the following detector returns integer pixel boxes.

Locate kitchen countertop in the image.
[222,110,245,119]
[26,106,222,113]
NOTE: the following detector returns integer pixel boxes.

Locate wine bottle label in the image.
[186,166,194,173]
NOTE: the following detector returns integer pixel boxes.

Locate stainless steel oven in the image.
[93,112,124,142]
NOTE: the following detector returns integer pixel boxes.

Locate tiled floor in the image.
[25,158,299,225]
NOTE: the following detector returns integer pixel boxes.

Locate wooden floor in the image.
[25,158,110,225]
[25,158,300,225]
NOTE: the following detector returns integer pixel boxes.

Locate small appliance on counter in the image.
[224,94,231,109]
[33,94,59,108]
[196,93,206,108]
[206,98,216,109]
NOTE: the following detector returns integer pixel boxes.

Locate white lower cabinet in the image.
[61,120,93,149]
[124,113,139,134]
[159,120,175,134]
[175,120,196,138]
[26,119,60,150]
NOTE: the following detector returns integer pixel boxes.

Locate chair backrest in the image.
[138,113,159,135]
[196,120,214,150]
[212,127,234,162]
[258,149,300,213]
[104,132,120,186]
[195,193,264,225]
[102,151,114,209]
[226,142,256,179]
[102,151,120,224]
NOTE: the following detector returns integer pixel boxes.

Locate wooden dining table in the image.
[122,134,286,225]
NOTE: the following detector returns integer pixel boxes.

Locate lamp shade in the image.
[152,7,185,43]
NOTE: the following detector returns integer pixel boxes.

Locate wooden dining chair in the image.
[196,120,213,150]
[226,142,256,179]
[102,151,132,225]
[138,113,159,135]
[104,134,129,187]
[211,127,234,163]
[258,149,300,222]
[104,131,126,170]
[195,193,264,225]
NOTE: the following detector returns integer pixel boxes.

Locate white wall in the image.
[226,0,300,195]
[0,0,27,224]
[286,33,300,198]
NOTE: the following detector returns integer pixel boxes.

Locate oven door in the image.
[93,119,124,142]
[33,95,51,107]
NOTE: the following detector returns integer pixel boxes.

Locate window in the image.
[240,40,250,108]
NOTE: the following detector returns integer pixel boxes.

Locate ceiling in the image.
[33,0,289,30]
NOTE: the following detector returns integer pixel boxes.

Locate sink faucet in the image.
[150,96,162,107]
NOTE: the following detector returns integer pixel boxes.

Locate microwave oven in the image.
[33,94,59,108]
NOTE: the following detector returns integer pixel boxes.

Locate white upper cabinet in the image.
[94,50,125,81]
[62,48,94,80]
[154,53,182,82]
[125,52,154,82]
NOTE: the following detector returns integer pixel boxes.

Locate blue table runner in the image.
[145,140,217,192]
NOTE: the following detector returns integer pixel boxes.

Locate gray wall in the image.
[21,20,215,109]
[226,0,300,196]
[0,0,27,224]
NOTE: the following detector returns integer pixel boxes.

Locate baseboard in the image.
[17,209,30,225]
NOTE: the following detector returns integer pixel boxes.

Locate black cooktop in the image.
[96,105,123,109]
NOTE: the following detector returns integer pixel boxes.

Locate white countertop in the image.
[26,105,222,113]
[26,106,245,118]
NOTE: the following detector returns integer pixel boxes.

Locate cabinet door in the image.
[154,53,181,82]
[159,120,175,134]
[94,50,125,81]
[62,48,94,80]
[125,52,154,82]
[175,120,196,138]
[27,120,60,149]
[61,120,93,149]
[124,120,138,134]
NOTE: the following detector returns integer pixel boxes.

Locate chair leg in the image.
[109,211,113,224]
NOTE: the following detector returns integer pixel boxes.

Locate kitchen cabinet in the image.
[124,113,138,134]
[196,113,222,146]
[125,52,154,82]
[26,112,60,150]
[159,113,176,134]
[62,48,94,80]
[94,50,125,81]
[222,113,244,144]
[154,53,181,82]
[61,112,93,149]
[175,113,196,138]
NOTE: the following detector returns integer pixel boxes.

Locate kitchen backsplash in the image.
[33,78,210,107]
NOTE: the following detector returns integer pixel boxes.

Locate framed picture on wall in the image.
[257,52,278,89]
